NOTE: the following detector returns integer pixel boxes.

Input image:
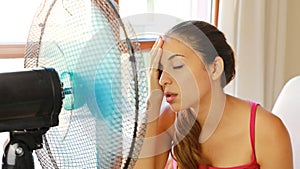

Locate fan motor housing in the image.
[0,68,63,132]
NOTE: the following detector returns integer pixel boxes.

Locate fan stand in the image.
[2,128,48,169]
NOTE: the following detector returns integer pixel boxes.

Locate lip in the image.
[164,91,178,103]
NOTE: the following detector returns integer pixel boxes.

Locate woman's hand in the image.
[149,36,164,93]
[147,36,164,121]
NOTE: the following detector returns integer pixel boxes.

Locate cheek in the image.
[195,71,212,100]
[175,68,200,108]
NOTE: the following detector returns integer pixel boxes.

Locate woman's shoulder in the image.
[227,95,283,123]
[254,102,293,167]
[228,96,292,167]
[226,95,288,140]
[255,104,288,138]
[232,96,287,134]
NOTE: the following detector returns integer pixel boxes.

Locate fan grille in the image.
[24,0,148,168]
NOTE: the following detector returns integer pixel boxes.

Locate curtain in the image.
[218,0,287,110]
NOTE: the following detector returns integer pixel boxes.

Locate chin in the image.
[167,103,179,112]
[168,103,186,113]
[168,101,198,114]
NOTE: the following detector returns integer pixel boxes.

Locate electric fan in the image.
[23,0,148,168]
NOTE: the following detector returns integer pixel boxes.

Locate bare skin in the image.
[133,36,293,169]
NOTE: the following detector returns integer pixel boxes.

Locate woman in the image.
[134,21,293,169]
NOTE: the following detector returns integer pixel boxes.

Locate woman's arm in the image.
[133,101,174,169]
[133,91,163,169]
[256,106,293,169]
[155,106,176,168]
[133,36,169,169]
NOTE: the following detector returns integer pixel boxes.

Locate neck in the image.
[195,84,226,143]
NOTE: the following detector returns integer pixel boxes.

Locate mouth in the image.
[164,91,178,103]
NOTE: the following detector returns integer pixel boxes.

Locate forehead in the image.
[162,38,193,56]
[162,37,202,62]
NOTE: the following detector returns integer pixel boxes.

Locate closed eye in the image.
[173,65,184,69]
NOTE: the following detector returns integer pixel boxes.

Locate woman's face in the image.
[159,37,212,112]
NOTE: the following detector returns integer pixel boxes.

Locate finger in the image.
[150,37,163,63]
[150,36,162,56]
[150,47,162,69]
[149,37,160,55]
[153,36,160,48]
[157,35,164,47]
[153,35,162,48]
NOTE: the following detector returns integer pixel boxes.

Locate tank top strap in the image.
[249,101,259,162]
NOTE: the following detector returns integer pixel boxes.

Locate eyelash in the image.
[173,65,184,69]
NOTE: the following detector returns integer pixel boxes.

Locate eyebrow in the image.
[168,54,185,60]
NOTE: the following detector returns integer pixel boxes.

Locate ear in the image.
[209,56,224,81]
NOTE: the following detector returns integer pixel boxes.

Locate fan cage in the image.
[24,0,149,168]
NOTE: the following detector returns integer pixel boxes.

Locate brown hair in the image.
[166,20,235,168]
[172,109,210,169]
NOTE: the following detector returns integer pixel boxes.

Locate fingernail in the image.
[159,36,163,42]
[156,36,161,42]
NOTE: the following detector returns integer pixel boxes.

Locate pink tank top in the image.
[172,101,260,169]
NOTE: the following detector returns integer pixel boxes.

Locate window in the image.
[118,0,213,50]
[119,0,212,23]
[0,0,41,59]
[0,0,40,44]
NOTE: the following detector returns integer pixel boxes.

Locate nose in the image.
[159,71,172,87]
